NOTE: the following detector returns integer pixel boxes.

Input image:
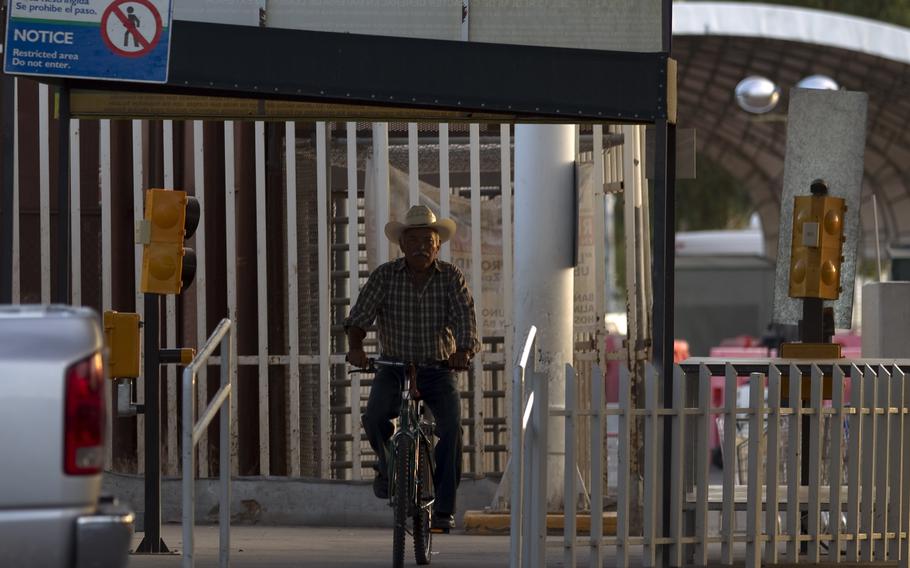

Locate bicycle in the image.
[352,358,445,568]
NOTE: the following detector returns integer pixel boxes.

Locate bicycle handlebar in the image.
[348,358,467,374]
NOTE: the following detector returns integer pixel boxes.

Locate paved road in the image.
[129,525,525,567]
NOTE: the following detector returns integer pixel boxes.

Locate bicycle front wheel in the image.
[413,438,434,565]
[392,436,412,568]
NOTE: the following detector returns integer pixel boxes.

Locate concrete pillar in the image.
[514,124,575,510]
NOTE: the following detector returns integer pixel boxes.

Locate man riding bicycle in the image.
[344,205,479,532]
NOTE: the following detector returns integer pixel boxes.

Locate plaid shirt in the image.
[344,257,479,362]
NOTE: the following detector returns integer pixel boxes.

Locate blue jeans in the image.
[362,365,463,515]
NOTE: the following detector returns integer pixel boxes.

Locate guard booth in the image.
[0,1,690,566]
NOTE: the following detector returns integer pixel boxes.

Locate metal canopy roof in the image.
[673,2,910,258]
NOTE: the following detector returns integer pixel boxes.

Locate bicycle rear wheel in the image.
[392,436,411,568]
[413,438,434,565]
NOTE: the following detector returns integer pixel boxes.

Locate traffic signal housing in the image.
[788,191,846,300]
[139,189,200,294]
[103,310,140,379]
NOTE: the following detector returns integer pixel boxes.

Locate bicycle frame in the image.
[386,362,435,516]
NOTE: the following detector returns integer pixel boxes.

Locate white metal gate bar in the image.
[807,364,823,562]
[11,78,20,304]
[722,363,736,564]
[901,366,910,563]
[643,363,659,567]
[286,121,302,478]
[669,365,686,567]
[316,121,331,479]
[439,123,450,262]
[765,365,782,564]
[876,365,891,560]
[847,365,863,561]
[469,123,483,476]
[345,122,361,480]
[254,120,270,476]
[99,118,116,469]
[70,119,81,307]
[862,365,876,562]
[223,121,240,476]
[694,364,710,565]
[745,372,765,568]
[564,362,576,568]
[372,122,390,265]
[830,364,846,559]
[888,365,904,561]
[500,123,513,440]
[408,122,419,206]
[38,83,50,304]
[131,120,146,474]
[786,363,801,562]
[161,120,177,477]
[193,120,210,478]
[616,364,631,568]
[589,362,604,568]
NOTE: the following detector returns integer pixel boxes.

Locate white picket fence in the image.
[512,346,910,566]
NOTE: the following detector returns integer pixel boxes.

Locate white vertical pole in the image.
[670,365,686,567]
[722,364,737,565]
[514,124,574,510]
[439,123,451,262]
[621,126,637,371]
[786,364,802,562]
[589,362,604,568]
[162,120,177,477]
[830,365,846,561]
[766,365,782,564]
[846,366,865,562]
[317,121,331,479]
[643,364,659,567]
[193,120,209,478]
[592,123,606,338]
[500,124,513,423]
[129,120,143,475]
[808,365,824,562]
[876,366,891,560]
[564,363,576,568]
[746,372,766,568]
[224,122,240,475]
[408,122,419,206]
[100,118,114,470]
[69,120,81,306]
[888,364,904,562]
[254,121,270,476]
[372,123,390,264]
[38,84,50,304]
[635,126,652,335]
[694,364,711,565]
[862,366,878,562]
[470,123,484,476]
[900,366,910,568]
[11,78,20,304]
[286,121,301,478]
[346,122,360,480]
[616,365,631,568]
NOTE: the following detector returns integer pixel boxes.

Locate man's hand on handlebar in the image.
[346,348,370,369]
[447,350,471,371]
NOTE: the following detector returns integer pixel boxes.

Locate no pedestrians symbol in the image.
[101,0,163,58]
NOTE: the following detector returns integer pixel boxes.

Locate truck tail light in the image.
[64,352,105,475]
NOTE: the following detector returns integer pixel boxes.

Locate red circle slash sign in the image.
[101,0,163,58]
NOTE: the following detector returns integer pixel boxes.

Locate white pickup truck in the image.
[0,305,133,567]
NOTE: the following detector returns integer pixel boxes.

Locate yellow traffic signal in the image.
[103,310,140,379]
[788,192,846,300]
[139,189,200,294]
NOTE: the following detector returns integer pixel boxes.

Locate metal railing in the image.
[510,351,910,567]
[182,318,234,568]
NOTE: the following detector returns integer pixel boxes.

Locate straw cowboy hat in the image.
[384,205,456,244]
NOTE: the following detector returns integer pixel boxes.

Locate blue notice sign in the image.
[5,0,172,83]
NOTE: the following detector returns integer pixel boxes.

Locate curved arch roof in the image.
[671,2,910,258]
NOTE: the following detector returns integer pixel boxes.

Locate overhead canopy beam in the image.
[66,20,675,124]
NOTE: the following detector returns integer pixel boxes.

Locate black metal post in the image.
[0,71,13,304]
[136,292,168,553]
[656,2,676,565]
[53,83,70,304]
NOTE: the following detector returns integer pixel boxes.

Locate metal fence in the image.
[513,355,910,567]
[8,78,623,480]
